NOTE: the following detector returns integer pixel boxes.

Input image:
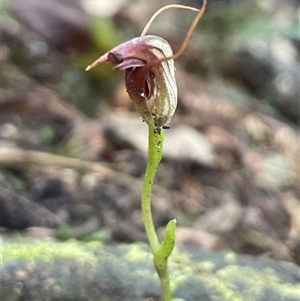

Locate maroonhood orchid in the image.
[86,1,207,131]
[86,2,207,300]
[87,35,177,128]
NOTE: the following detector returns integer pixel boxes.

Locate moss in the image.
[215,266,299,299]
[124,243,153,263]
[2,239,299,301]
[224,251,237,264]
[2,238,99,266]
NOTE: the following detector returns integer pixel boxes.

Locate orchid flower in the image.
[86,1,207,131]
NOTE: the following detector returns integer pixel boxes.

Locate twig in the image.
[0,146,114,177]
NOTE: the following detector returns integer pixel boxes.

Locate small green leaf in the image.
[155,219,176,265]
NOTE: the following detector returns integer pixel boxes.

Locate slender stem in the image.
[156,263,172,301]
[141,126,164,254]
[141,126,173,301]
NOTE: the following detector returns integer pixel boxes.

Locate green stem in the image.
[141,126,163,254]
[141,125,174,301]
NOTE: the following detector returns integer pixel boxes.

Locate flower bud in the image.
[87,35,177,129]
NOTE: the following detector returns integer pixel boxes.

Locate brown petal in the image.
[86,36,156,70]
[113,57,146,70]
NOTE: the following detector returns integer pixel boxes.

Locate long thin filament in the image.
[141,4,200,37]
[142,0,207,67]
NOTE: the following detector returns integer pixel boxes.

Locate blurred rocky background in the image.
[1,0,300,299]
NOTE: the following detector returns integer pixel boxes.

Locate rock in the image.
[104,114,215,167]
[23,227,55,239]
[1,65,82,147]
[91,175,175,243]
[172,227,228,251]
[206,125,242,170]
[0,188,62,230]
[262,153,294,190]
[11,0,92,53]
[195,195,244,234]
[227,44,300,123]
[1,240,299,301]
[163,125,215,166]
